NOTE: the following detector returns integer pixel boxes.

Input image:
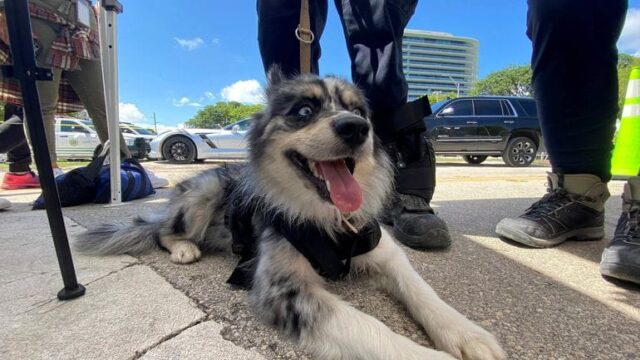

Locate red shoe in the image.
[1,172,41,190]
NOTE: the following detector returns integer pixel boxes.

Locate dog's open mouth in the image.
[287,150,362,213]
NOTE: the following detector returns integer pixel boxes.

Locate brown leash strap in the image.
[296,0,314,74]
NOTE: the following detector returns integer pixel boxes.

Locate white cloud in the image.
[204,91,215,100]
[172,96,202,107]
[119,102,145,122]
[174,37,204,51]
[212,38,221,45]
[619,8,640,55]
[220,80,264,104]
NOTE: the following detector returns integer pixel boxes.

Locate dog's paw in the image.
[432,320,506,360]
[169,241,202,264]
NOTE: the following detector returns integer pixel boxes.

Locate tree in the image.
[426,91,457,105]
[185,101,264,128]
[617,53,640,117]
[471,65,533,96]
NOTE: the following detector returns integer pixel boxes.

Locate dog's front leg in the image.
[354,229,506,360]
[252,239,455,360]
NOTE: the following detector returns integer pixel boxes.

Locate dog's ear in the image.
[267,65,286,88]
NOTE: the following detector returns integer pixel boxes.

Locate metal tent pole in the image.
[1,0,85,300]
[98,0,123,204]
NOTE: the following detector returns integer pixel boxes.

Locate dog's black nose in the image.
[333,116,370,147]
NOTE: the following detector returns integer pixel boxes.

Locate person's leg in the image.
[0,105,40,189]
[334,0,449,249]
[64,58,132,158]
[20,18,64,169]
[257,0,328,76]
[0,105,31,172]
[495,0,627,247]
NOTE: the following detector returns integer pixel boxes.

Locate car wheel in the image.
[503,137,537,167]
[462,155,488,165]
[162,136,197,164]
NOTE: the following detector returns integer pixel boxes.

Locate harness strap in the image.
[295,0,314,74]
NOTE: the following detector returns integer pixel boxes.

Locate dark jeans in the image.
[527,0,628,182]
[0,104,31,173]
[257,0,436,201]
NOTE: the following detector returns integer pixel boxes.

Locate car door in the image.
[429,99,477,152]
[56,119,75,158]
[72,121,101,157]
[472,99,513,151]
[214,119,251,158]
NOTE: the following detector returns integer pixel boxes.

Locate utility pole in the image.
[447,75,461,97]
[153,112,158,134]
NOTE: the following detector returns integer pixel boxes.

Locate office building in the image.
[402,29,479,101]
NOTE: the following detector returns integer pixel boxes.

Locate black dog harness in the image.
[226,203,381,289]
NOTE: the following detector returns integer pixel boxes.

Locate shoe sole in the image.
[600,249,640,284]
[495,224,604,248]
[600,261,640,285]
[393,228,452,250]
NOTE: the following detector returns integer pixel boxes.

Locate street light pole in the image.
[447,75,461,97]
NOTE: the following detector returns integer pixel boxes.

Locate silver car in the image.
[148,118,251,163]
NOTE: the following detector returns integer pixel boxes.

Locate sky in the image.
[114,1,640,130]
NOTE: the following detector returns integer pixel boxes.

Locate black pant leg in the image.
[0,105,31,173]
[334,0,416,113]
[257,0,328,76]
[527,0,627,182]
[335,0,435,202]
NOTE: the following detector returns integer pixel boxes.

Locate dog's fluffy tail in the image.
[74,216,161,256]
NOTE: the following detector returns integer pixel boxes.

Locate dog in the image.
[76,68,506,360]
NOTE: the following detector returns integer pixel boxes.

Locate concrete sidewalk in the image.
[1,160,638,359]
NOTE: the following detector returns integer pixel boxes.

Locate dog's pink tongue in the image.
[317,160,363,213]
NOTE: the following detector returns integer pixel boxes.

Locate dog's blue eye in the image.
[298,106,313,117]
[352,108,363,117]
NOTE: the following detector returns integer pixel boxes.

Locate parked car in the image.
[424,96,542,167]
[119,122,156,156]
[55,117,149,160]
[148,118,251,163]
[120,122,157,137]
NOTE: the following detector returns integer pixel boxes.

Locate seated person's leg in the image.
[0,105,39,189]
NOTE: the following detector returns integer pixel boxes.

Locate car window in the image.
[79,120,96,131]
[121,128,134,134]
[60,120,75,132]
[500,100,514,116]
[473,100,503,116]
[517,99,538,116]
[440,100,473,116]
[225,119,252,131]
[132,127,154,135]
[431,101,447,113]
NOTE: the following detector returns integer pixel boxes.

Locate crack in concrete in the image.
[128,316,208,360]
[83,261,142,286]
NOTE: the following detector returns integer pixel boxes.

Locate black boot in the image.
[373,98,450,249]
[377,140,451,249]
[600,177,640,285]
[386,193,451,250]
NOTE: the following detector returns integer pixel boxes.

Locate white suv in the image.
[55,117,149,160]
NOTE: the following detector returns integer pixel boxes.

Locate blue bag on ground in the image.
[33,143,155,209]
[94,158,155,203]
[32,151,107,210]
